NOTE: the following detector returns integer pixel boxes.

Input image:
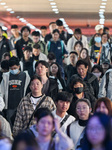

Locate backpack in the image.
[47,40,64,58]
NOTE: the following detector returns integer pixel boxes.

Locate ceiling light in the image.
[101,2,106,5]
[10,11,15,13]
[49,0,54,1]
[50,2,56,5]
[7,8,12,11]
[52,8,58,11]
[0,2,6,5]
[99,14,105,18]
[55,11,59,14]
[51,5,57,8]
[99,11,104,14]
[99,9,105,12]
[102,0,107,1]
[4,6,8,8]
[100,6,105,8]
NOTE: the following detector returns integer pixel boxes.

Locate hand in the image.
[54,118,60,133]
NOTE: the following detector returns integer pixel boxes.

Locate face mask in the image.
[94,37,101,43]
[74,87,84,94]
[92,72,101,78]
[10,69,19,75]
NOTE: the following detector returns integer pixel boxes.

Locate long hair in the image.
[50,62,62,79]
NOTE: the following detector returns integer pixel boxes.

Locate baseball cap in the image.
[95,25,104,31]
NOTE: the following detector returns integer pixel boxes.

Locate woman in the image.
[68,78,96,117]
[90,33,102,64]
[35,60,59,101]
[35,107,74,150]
[74,41,83,57]
[79,48,92,72]
[67,98,92,150]
[94,97,112,116]
[81,112,112,150]
[50,62,66,91]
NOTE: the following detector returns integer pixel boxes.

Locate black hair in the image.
[74,41,83,49]
[76,59,88,68]
[32,31,40,37]
[24,46,32,52]
[52,29,60,34]
[101,32,109,40]
[35,60,49,69]
[75,98,91,108]
[103,27,109,33]
[70,77,84,90]
[33,43,40,49]
[11,25,18,29]
[74,28,82,34]
[11,132,38,150]
[56,19,63,26]
[49,22,56,26]
[0,26,3,31]
[29,75,42,86]
[9,56,19,67]
[50,62,62,79]
[55,91,73,103]
[34,107,54,122]
[21,26,31,34]
[82,112,111,150]
[47,52,56,60]
[1,52,10,60]
[91,65,104,77]
[1,60,9,70]
[70,51,78,56]
[40,26,47,30]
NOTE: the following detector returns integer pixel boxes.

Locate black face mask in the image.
[74,87,84,94]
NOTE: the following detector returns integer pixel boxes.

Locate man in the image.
[56,19,72,45]
[98,68,112,101]
[0,26,15,62]
[15,26,32,60]
[13,75,56,136]
[47,29,68,66]
[68,60,99,98]
[44,22,56,43]
[29,31,48,55]
[52,91,75,133]
[40,26,47,41]
[67,28,88,53]
[10,24,21,48]
[0,56,30,127]
[64,51,78,84]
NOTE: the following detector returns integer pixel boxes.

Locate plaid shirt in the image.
[13,92,56,136]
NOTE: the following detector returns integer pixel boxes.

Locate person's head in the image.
[50,62,61,79]
[103,27,109,34]
[9,56,20,75]
[101,33,109,44]
[23,46,32,60]
[34,108,54,137]
[32,44,41,56]
[47,52,56,65]
[49,22,56,33]
[29,75,43,95]
[95,24,103,34]
[21,26,31,37]
[55,91,73,113]
[75,98,91,120]
[84,112,110,150]
[40,26,47,38]
[76,60,88,78]
[1,60,9,72]
[80,48,89,59]
[52,29,60,42]
[101,59,110,73]
[74,28,82,40]
[11,25,19,36]
[71,78,84,94]
[94,97,112,115]
[93,33,102,44]
[0,26,3,37]
[56,19,63,33]
[1,52,10,61]
[91,65,103,79]
[35,60,49,77]
[11,132,38,150]
[32,31,40,43]
[69,51,78,66]
[74,41,83,55]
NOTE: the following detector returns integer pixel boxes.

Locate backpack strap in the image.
[88,75,96,84]
[105,72,109,92]
[66,123,71,137]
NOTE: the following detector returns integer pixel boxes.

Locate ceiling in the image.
[0,0,112,35]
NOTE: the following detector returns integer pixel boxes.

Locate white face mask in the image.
[10,69,19,75]
[92,72,101,78]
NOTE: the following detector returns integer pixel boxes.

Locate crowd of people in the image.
[0,19,112,150]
